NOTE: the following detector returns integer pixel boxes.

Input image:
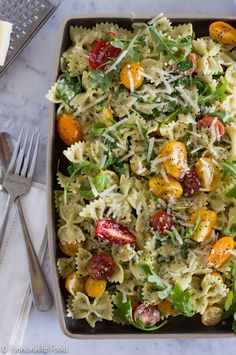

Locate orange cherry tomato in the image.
[120,63,145,90]
[158,300,178,315]
[209,21,236,45]
[59,242,82,257]
[208,236,235,268]
[57,113,83,146]
[197,116,225,139]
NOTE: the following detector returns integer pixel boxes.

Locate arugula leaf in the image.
[221,161,236,197]
[176,76,212,96]
[149,27,192,64]
[113,293,167,331]
[222,161,236,179]
[223,268,236,332]
[183,216,201,239]
[171,284,195,317]
[139,264,171,299]
[198,81,227,105]
[91,171,111,192]
[148,226,178,246]
[90,70,110,91]
[112,161,130,177]
[176,59,193,72]
[92,122,106,137]
[57,73,81,104]
[162,106,193,123]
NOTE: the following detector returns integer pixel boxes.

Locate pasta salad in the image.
[46,15,236,332]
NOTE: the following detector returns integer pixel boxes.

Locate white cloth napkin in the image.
[0,183,47,349]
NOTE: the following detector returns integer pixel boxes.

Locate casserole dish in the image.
[47,14,236,338]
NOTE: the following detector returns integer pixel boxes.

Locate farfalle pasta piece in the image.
[75,248,92,277]
[45,82,62,104]
[57,257,76,278]
[72,291,113,327]
[108,263,124,284]
[197,55,223,76]
[193,38,221,57]
[63,141,88,164]
[111,244,136,263]
[116,270,139,295]
[57,223,86,244]
[169,23,193,39]
[68,46,89,76]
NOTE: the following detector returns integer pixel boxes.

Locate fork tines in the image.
[8,128,40,178]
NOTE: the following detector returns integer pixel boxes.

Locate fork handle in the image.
[0,194,14,250]
[15,197,53,311]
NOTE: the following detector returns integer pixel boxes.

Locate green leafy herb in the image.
[207,111,233,123]
[90,70,110,91]
[113,293,167,331]
[170,284,195,317]
[148,226,178,246]
[149,27,192,64]
[101,32,114,41]
[221,161,236,197]
[92,122,106,137]
[198,81,227,105]
[176,76,212,96]
[162,106,193,123]
[139,264,171,299]
[180,241,198,260]
[112,161,130,177]
[57,73,81,104]
[223,268,236,332]
[176,59,193,72]
[91,171,111,192]
[183,216,201,239]
[222,218,236,237]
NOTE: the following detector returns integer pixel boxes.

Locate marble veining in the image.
[1,0,236,354]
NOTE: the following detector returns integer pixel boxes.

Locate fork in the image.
[1,128,52,311]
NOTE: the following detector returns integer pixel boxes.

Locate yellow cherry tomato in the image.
[120,63,145,90]
[201,306,223,326]
[209,21,236,45]
[189,208,217,243]
[59,242,82,257]
[65,271,84,296]
[85,277,107,298]
[149,175,183,201]
[57,113,83,146]
[101,106,116,127]
[158,300,178,315]
[195,158,221,192]
[159,141,188,179]
[208,236,234,268]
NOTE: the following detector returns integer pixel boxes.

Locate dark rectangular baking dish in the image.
[47,14,236,338]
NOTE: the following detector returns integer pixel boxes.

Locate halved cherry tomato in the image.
[85,277,107,298]
[57,113,83,146]
[120,63,145,90]
[159,141,188,179]
[59,241,82,257]
[209,21,236,45]
[201,306,223,326]
[158,300,178,315]
[133,303,160,326]
[87,253,116,280]
[149,210,174,236]
[178,169,202,198]
[197,116,225,139]
[208,236,234,268]
[95,219,136,244]
[65,271,84,296]
[89,34,121,70]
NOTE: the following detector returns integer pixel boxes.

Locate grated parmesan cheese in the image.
[171,226,183,245]
[128,69,134,93]
[75,94,108,115]
[99,184,118,197]
[88,177,99,198]
[102,132,115,142]
[118,151,135,163]
[147,13,164,25]
[147,137,155,162]
[176,86,199,112]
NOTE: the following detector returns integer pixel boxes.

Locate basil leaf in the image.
[225,291,233,311]
[171,284,195,317]
[111,39,125,50]
[57,73,81,104]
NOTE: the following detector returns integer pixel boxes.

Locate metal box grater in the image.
[0,0,63,77]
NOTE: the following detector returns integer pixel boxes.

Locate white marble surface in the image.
[1,0,236,354]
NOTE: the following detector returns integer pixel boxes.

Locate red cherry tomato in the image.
[89,33,121,70]
[149,210,174,236]
[95,219,136,244]
[133,303,160,326]
[178,169,202,198]
[197,116,225,139]
[87,253,116,280]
